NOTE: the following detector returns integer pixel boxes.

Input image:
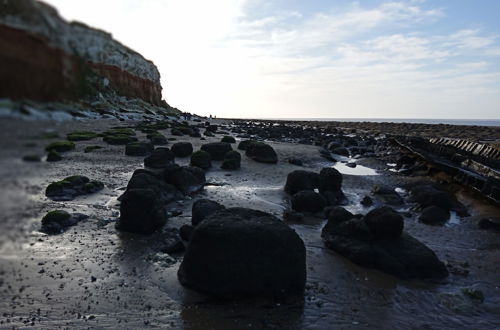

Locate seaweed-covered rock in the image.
[191,199,225,226]
[124,169,183,204]
[46,150,62,162]
[291,190,326,213]
[178,207,306,297]
[201,142,233,161]
[45,175,104,201]
[419,206,450,225]
[144,147,175,168]
[116,188,168,234]
[284,170,319,195]
[237,139,257,151]
[190,150,212,169]
[45,141,75,152]
[321,206,448,279]
[171,142,193,157]
[84,145,103,153]
[163,164,206,195]
[103,134,138,145]
[245,142,278,164]
[221,150,241,170]
[41,210,88,234]
[125,142,154,156]
[147,132,168,145]
[221,136,236,143]
[66,131,98,141]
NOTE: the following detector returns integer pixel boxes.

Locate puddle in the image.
[446,211,461,226]
[333,162,379,176]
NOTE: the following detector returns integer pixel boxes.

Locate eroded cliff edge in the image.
[0,0,167,109]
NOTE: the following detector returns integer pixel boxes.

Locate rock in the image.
[409,184,455,211]
[22,154,41,162]
[191,199,226,226]
[171,142,193,157]
[179,224,194,241]
[462,288,485,303]
[283,209,305,222]
[288,157,303,166]
[321,207,448,279]
[478,217,500,231]
[371,185,404,205]
[318,167,343,194]
[360,195,373,206]
[125,142,154,156]
[144,147,175,168]
[45,175,104,201]
[332,147,349,157]
[147,132,168,145]
[201,142,233,161]
[190,150,212,169]
[284,170,319,195]
[41,210,88,234]
[84,145,103,153]
[45,141,75,152]
[237,139,257,150]
[291,190,326,213]
[345,162,357,168]
[46,150,63,162]
[245,142,278,163]
[124,169,182,204]
[203,130,214,137]
[102,129,138,145]
[365,207,404,240]
[419,206,450,225]
[66,131,98,141]
[162,240,185,254]
[116,188,168,234]
[221,136,236,143]
[178,207,306,297]
[206,124,218,133]
[171,128,183,136]
[163,164,206,194]
[221,150,241,170]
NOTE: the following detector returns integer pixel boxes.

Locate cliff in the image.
[0,0,163,106]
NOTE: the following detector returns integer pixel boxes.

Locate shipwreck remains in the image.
[392,136,500,205]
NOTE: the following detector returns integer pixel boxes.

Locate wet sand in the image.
[0,117,499,329]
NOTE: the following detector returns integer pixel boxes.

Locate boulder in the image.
[245,142,278,163]
[124,169,183,204]
[179,224,194,241]
[419,206,450,225]
[201,142,233,161]
[371,185,404,205]
[332,147,349,157]
[409,184,455,211]
[321,206,448,279]
[147,132,168,145]
[178,207,306,297]
[45,141,75,152]
[46,150,62,162]
[478,218,500,231]
[291,190,326,213]
[144,147,175,168]
[221,136,236,143]
[116,188,168,234]
[191,199,225,226]
[41,210,88,234]
[288,157,304,166]
[284,170,319,195]
[237,139,257,151]
[171,142,193,157]
[125,142,154,156]
[190,150,212,170]
[45,175,104,201]
[221,150,241,170]
[318,167,343,194]
[163,164,206,194]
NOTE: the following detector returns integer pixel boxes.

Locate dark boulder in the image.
[190,150,212,169]
[124,169,183,204]
[318,167,344,204]
[171,142,193,157]
[144,147,175,168]
[221,150,241,170]
[125,142,154,156]
[284,170,319,195]
[288,157,303,166]
[163,164,206,194]
[371,185,404,206]
[178,207,306,297]
[291,190,326,213]
[117,188,168,234]
[237,139,257,151]
[147,132,168,145]
[478,218,500,231]
[245,142,278,164]
[179,224,195,241]
[221,136,236,143]
[191,199,225,226]
[365,207,404,240]
[41,210,88,234]
[360,195,373,206]
[201,142,233,161]
[332,147,349,157]
[46,150,63,162]
[409,184,455,211]
[45,175,104,201]
[419,206,450,225]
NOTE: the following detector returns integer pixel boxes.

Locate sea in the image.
[262,118,500,127]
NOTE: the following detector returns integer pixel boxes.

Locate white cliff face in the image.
[0,0,161,83]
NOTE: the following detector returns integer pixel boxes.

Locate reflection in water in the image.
[333,162,379,176]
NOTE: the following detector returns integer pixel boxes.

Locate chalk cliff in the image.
[0,0,164,106]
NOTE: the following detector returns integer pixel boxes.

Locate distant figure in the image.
[209,114,212,120]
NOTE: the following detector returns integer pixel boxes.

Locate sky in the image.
[43,0,500,119]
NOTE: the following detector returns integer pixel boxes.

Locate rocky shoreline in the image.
[0,115,499,329]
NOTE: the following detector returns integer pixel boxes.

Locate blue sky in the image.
[45,0,500,119]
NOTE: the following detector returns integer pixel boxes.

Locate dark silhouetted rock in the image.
[284,170,319,195]
[245,142,278,163]
[288,157,304,166]
[365,206,404,240]
[201,142,233,161]
[361,195,373,206]
[163,164,206,194]
[190,150,212,169]
[45,175,104,201]
[291,190,326,213]
[221,136,236,143]
[179,224,195,241]
[41,210,88,234]
[191,199,226,226]
[409,184,454,211]
[144,147,175,168]
[237,139,257,150]
[125,142,154,156]
[332,147,349,157]
[221,150,241,170]
[171,142,193,157]
[318,167,343,194]
[178,207,306,297]
[419,206,450,225]
[478,217,500,231]
[124,169,182,204]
